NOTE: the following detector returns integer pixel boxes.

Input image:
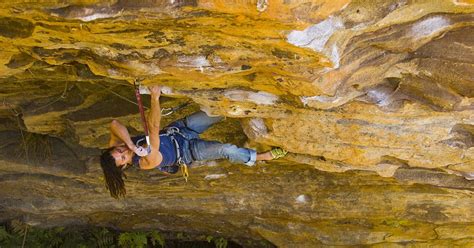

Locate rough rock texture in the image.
[0,0,474,246]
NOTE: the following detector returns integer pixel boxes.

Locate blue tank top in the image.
[131,134,178,173]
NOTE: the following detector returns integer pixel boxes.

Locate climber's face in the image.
[110,145,133,168]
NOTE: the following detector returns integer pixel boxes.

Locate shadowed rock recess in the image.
[0,0,473,246]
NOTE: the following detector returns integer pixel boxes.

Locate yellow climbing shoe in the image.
[270,147,288,159]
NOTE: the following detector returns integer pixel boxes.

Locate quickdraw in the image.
[161,100,191,116]
[137,83,191,116]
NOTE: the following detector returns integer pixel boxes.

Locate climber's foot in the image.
[270,147,288,160]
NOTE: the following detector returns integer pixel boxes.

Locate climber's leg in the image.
[190,139,257,166]
[167,111,223,136]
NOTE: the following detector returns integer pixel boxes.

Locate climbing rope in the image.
[95,82,145,109]
[2,100,29,164]
[31,82,70,112]
[133,80,151,147]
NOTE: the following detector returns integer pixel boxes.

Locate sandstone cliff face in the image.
[0,0,473,246]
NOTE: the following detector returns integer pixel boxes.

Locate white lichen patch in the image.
[107,68,122,77]
[287,16,344,51]
[160,86,174,95]
[228,105,244,116]
[410,16,451,39]
[139,85,173,95]
[60,7,123,22]
[205,161,219,167]
[463,172,474,180]
[199,105,221,117]
[224,90,278,105]
[300,96,314,106]
[257,0,268,12]
[453,0,473,5]
[177,55,211,71]
[204,174,227,180]
[196,160,220,167]
[92,46,117,59]
[329,43,341,68]
[138,85,151,94]
[366,89,394,107]
[248,118,268,136]
[300,95,336,106]
[287,16,344,68]
[127,61,161,75]
[79,13,116,22]
[295,194,309,204]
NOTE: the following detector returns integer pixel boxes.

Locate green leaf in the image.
[176,232,184,239]
[94,228,115,248]
[148,231,165,247]
[133,233,147,248]
[118,232,133,247]
[0,226,11,241]
[213,237,228,248]
[118,232,147,248]
[10,220,26,235]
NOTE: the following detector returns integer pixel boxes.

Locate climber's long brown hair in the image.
[100,148,126,199]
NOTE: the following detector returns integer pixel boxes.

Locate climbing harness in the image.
[134,81,190,182]
[163,127,189,182]
[132,127,189,181]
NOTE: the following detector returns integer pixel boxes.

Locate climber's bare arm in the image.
[109,119,135,150]
[139,86,163,170]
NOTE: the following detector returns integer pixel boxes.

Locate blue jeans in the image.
[165,111,257,166]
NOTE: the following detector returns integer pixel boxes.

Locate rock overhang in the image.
[0,0,474,246]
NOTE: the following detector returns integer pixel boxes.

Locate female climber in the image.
[99,85,287,198]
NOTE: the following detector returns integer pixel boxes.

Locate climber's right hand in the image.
[149,85,161,98]
[134,146,149,157]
